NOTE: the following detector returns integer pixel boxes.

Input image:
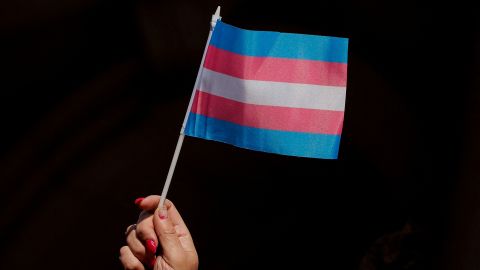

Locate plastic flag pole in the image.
[158,6,222,209]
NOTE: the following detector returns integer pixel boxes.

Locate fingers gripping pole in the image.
[158,6,221,209]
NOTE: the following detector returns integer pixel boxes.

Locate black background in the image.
[0,0,479,269]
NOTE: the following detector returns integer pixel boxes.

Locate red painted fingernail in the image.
[146,239,157,254]
[158,208,168,220]
[134,197,144,205]
[148,257,156,269]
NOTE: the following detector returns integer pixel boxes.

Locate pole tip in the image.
[211,6,221,28]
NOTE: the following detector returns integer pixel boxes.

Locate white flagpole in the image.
[158,6,222,209]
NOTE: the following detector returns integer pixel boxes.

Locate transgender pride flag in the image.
[184,20,349,159]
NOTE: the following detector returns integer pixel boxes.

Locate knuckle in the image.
[162,226,177,236]
[136,222,155,241]
[135,228,146,240]
[119,246,143,270]
[164,199,174,209]
[120,246,130,256]
[129,244,146,260]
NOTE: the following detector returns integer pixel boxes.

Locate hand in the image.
[119,195,198,270]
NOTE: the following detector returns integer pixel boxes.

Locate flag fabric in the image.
[184,20,349,159]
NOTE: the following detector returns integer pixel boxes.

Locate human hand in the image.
[119,195,198,270]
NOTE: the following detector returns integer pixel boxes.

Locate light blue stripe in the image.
[210,21,349,63]
[185,113,340,159]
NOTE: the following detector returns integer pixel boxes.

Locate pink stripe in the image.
[204,45,347,87]
[191,91,344,135]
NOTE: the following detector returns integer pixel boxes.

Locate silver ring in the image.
[125,224,137,236]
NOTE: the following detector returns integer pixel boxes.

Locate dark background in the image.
[0,0,479,269]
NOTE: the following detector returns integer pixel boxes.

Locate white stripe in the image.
[199,68,346,111]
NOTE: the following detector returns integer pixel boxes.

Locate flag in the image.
[184,20,349,159]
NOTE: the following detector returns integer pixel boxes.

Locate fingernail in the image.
[148,257,156,269]
[158,207,168,220]
[134,197,144,205]
[146,239,157,254]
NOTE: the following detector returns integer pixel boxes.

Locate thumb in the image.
[153,206,186,264]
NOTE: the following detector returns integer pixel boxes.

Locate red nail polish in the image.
[159,208,168,220]
[148,257,156,269]
[134,197,144,205]
[146,239,157,254]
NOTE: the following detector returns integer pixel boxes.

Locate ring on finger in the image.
[125,224,137,236]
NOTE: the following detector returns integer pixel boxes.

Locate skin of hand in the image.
[119,195,198,270]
